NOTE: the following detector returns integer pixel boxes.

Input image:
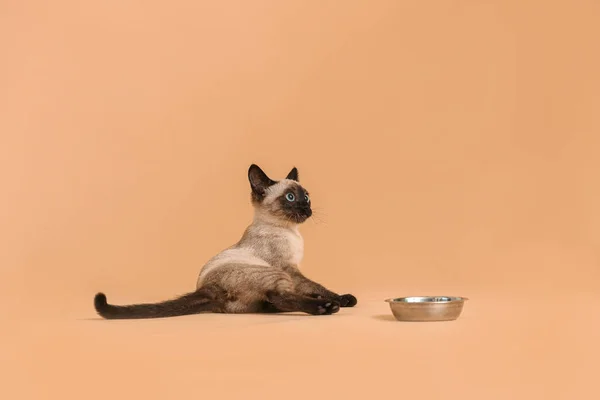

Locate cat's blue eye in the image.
[304,195,310,202]
[286,193,295,202]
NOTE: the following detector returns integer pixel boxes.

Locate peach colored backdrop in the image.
[2,1,598,399]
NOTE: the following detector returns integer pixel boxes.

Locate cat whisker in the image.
[311,207,328,217]
[310,210,328,225]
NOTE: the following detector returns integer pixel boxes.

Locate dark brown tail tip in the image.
[94,292,108,311]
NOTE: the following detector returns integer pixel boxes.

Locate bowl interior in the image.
[386,296,466,303]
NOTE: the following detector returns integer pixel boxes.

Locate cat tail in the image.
[93,288,217,319]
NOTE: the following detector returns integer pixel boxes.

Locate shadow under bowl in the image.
[385,296,468,322]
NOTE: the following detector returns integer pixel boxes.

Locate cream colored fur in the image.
[196,179,304,288]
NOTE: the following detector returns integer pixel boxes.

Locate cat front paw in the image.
[311,299,340,315]
[338,294,357,307]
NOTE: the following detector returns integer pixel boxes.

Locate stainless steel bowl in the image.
[385,296,468,322]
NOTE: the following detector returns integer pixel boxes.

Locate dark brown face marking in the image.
[277,182,312,223]
[247,165,313,224]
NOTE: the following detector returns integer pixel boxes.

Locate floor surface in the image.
[4,290,598,400]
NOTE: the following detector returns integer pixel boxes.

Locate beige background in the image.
[2,1,599,399]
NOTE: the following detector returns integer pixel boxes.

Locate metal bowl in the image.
[385,296,468,322]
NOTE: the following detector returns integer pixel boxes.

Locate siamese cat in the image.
[94,164,357,319]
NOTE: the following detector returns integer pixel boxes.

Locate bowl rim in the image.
[385,296,469,303]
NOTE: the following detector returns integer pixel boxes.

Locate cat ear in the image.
[248,164,276,198]
[286,167,299,182]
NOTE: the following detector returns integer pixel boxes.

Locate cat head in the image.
[248,164,312,224]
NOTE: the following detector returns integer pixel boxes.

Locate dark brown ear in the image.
[248,164,276,199]
[286,167,299,182]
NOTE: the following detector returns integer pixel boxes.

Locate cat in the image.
[93,164,357,319]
